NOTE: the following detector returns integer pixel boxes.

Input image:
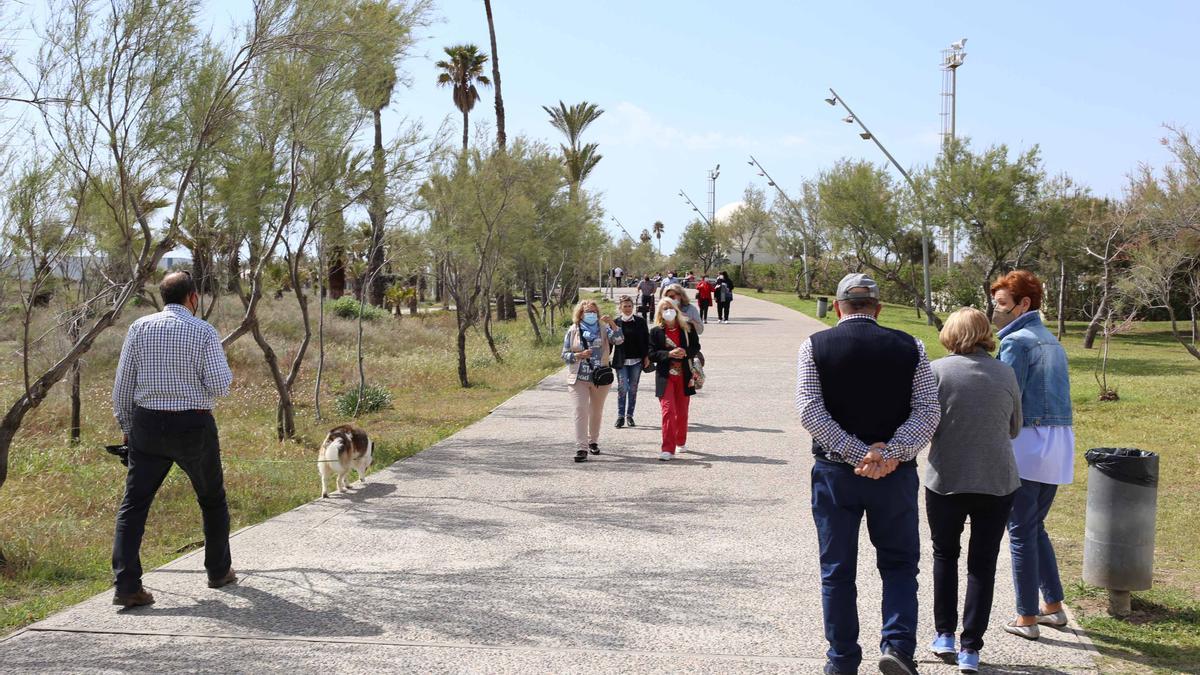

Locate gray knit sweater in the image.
[926,349,1023,496]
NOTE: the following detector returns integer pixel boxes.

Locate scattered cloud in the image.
[594,101,763,151]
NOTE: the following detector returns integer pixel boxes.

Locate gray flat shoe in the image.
[1037,609,1068,627]
[1003,620,1040,640]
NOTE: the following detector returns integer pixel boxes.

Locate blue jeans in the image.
[616,363,642,417]
[811,460,920,671]
[1008,479,1064,616]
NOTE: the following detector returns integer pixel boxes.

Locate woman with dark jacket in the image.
[715,271,735,323]
[648,298,701,461]
[611,295,650,428]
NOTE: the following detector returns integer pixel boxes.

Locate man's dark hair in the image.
[839,297,880,313]
[160,270,196,306]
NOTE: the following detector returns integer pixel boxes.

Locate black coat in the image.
[612,315,649,362]
[648,324,701,398]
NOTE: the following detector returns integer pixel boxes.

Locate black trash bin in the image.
[1082,448,1159,616]
[817,296,829,318]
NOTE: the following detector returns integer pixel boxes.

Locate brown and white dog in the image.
[319,424,373,498]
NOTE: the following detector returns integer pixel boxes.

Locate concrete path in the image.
[0,293,1098,673]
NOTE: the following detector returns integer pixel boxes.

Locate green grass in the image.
[756,289,1200,674]
[0,297,563,636]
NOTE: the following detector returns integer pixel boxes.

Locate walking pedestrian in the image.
[925,308,1023,673]
[795,273,940,675]
[562,299,624,462]
[637,274,657,320]
[714,271,734,323]
[990,271,1075,641]
[648,298,700,461]
[110,271,237,608]
[663,283,704,335]
[658,270,678,299]
[612,295,650,429]
[695,276,714,324]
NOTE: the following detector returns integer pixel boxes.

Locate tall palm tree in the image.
[483,0,505,151]
[653,220,665,252]
[640,228,652,244]
[349,0,407,306]
[542,100,605,200]
[436,44,491,152]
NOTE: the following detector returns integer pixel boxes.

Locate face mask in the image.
[583,312,599,325]
[621,307,634,318]
[662,309,678,322]
[665,297,679,306]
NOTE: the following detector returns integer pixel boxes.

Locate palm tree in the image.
[542,100,605,200]
[640,228,652,244]
[483,0,505,150]
[653,220,665,252]
[349,0,407,306]
[436,44,491,152]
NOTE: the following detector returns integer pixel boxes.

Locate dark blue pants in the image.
[1008,479,1064,616]
[112,408,231,594]
[811,459,920,672]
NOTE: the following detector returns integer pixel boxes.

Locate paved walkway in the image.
[0,294,1097,673]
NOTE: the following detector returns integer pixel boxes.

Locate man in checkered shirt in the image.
[110,271,236,608]
[795,273,940,675]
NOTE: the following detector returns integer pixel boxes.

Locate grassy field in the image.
[755,289,1200,673]
[0,295,563,636]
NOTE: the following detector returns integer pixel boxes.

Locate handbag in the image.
[580,331,614,386]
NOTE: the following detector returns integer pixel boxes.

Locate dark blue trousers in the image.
[811,459,920,672]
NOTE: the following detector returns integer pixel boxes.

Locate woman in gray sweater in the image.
[925,307,1022,674]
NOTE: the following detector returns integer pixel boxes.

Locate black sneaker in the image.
[626,416,636,428]
[614,417,625,429]
[574,449,588,462]
[879,646,919,675]
[588,442,600,455]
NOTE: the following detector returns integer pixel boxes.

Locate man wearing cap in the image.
[795,273,940,675]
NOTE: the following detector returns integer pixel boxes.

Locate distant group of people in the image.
[797,270,1072,675]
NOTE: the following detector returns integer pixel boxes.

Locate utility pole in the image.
[707,164,720,227]
[940,38,967,267]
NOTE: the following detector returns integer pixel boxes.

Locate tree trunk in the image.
[462,109,470,153]
[1084,269,1111,349]
[315,251,326,421]
[1057,258,1067,339]
[367,108,387,307]
[226,250,241,293]
[328,246,346,300]
[1166,305,1200,361]
[250,320,295,439]
[484,0,505,151]
[525,292,543,343]
[483,296,503,363]
[68,318,82,444]
[457,326,470,388]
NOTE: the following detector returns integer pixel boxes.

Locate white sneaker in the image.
[659,451,673,461]
[676,445,688,454]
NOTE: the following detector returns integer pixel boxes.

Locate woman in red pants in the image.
[648,298,701,461]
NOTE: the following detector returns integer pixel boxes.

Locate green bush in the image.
[329,296,387,321]
[334,384,392,416]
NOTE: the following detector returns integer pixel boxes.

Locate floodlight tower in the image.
[941,38,966,266]
[706,164,720,226]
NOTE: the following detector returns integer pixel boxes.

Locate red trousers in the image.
[659,375,691,453]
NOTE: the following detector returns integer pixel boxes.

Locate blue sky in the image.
[206,1,1197,250]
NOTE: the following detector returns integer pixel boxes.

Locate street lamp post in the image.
[826,87,936,326]
[680,189,723,276]
[748,155,810,298]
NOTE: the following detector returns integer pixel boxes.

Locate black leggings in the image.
[699,300,711,321]
[716,301,731,321]
[925,488,1016,651]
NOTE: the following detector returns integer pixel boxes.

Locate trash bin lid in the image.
[1085,448,1158,487]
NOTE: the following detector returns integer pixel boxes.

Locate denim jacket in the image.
[561,323,624,385]
[997,311,1072,427]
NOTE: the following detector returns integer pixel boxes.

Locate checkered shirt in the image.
[112,304,233,434]
[794,314,940,465]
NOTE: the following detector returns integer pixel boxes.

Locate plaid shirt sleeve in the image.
[200,325,233,397]
[795,338,871,466]
[112,324,139,435]
[883,337,941,462]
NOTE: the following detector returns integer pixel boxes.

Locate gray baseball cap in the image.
[836,273,880,301]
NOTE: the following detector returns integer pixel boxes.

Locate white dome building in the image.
[712,201,782,265]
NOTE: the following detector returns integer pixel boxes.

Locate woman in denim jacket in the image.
[991,271,1073,640]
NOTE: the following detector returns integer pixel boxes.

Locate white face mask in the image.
[662,309,678,322]
[620,307,634,318]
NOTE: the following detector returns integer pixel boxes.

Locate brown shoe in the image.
[208,568,238,589]
[112,588,155,608]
